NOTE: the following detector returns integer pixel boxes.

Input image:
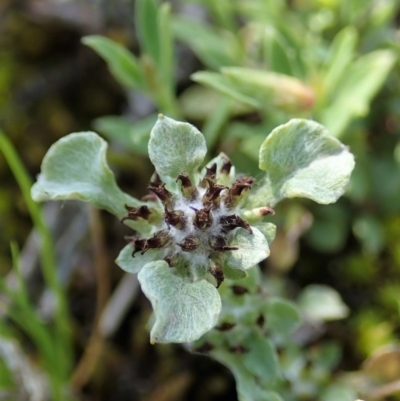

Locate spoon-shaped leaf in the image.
[138,260,221,343]
[148,115,207,182]
[254,119,355,206]
[31,132,141,220]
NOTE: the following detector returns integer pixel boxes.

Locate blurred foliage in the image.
[1,0,400,400]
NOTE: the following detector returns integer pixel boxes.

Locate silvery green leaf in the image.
[254,222,276,244]
[226,227,269,270]
[256,119,355,206]
[115,244,165,274]
[138,261,221,343]
[298,285,349,322]
[31,132,142,220]
[148,115,207,181]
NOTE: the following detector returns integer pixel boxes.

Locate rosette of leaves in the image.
[31,115,354,344]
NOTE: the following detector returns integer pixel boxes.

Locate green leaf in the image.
[158,3,174,90]
[222,264,248,280]
[0,358,14,389]
[135,0,160,65]
[212,349,283,401]
[138,261,221,343]
[221,67,315,112]
[305,203,349,253]
[115,244,165,274]
[202,98,233,150]
[179,85,250,120]
[353,214,385,254]
[262,298,301,335]
[82,35,144,90]
[257,119,355,206]
[310,341,342,372]
[31,132,142,220]
[192,71,260,109]
[322,26,358,98]
[148,115,207,181]
[298,285,349,322]
[226,227,269,270]
[321,50,396,137]
[200,0,236,31]
[192,68,315,113]
[320,383,357,401]
[242,331,281,382]
[264,28,294,75]
[273,22,307,78]
[93,114,157,155]
[172,17,240,70]
[253,222,276,244]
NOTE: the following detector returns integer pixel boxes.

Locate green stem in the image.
[202,97,232,150]
[0,130,73,397]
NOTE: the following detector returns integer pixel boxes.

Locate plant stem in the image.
[0,130,73,396]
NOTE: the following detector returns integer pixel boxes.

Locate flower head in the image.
[31,115,355,343]
[121,156,272,288]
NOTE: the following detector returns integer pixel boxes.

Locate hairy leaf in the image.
[31,132,142,221]
[138,261,221,343]
[298,285,349,322]
[226,227,269,270]
[148,115,207,181]
[256,119,355,206]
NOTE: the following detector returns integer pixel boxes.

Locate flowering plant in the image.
[31,115,354,346]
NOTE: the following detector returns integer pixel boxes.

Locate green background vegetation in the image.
[0,0,400,400]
